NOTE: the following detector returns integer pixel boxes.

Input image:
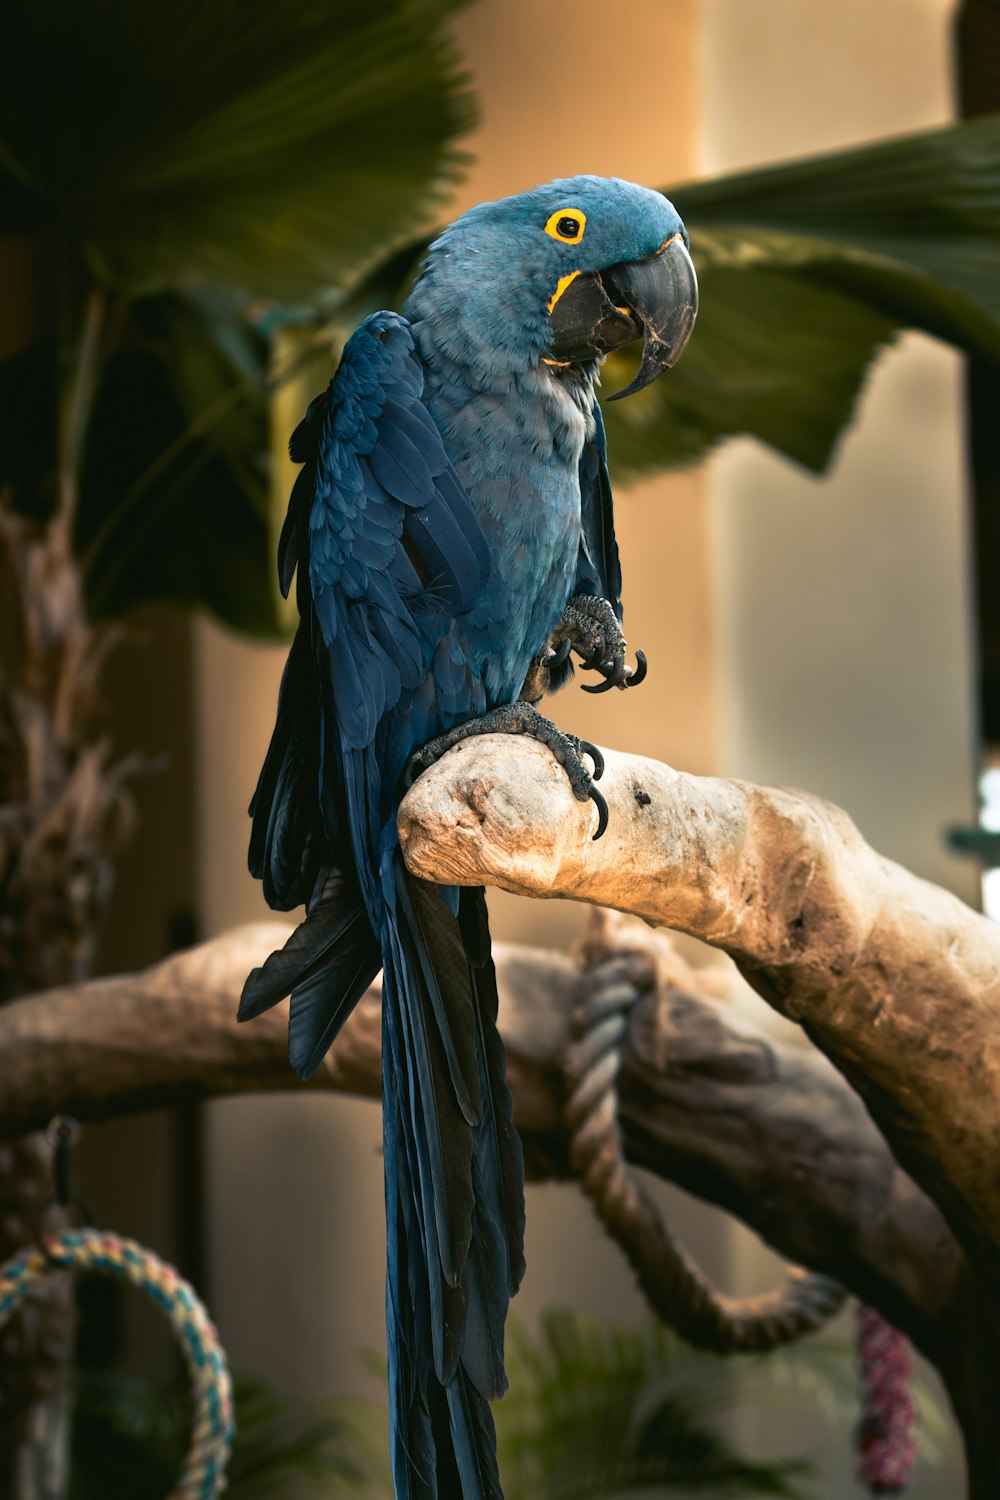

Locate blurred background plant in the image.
[69,1369,389,1500]
[70,1311,911,1500]
[5,3,1000,636]
[0,0,476,1489]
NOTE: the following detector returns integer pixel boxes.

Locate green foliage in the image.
[69,1315,867,1499]
[0,0,475,632]
[326,115,1000,491]
[4,0,1000,636]
[69,1371,391,1500]
[496,1310,812,1499]
[598,114,1000,480]
[69,1371,192,1500]
[76,292,279,629]
[1,0,475,300]
[598,269,897,479]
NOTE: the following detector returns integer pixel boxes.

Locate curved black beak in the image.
[546,233,698,399]
[603,235,698,399]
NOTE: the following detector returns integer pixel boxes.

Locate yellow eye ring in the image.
[544,208,586,244]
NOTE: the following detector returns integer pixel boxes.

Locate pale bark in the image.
[0,920,962,1352]
[397,736,1000,1261]
[3,735,997,1488]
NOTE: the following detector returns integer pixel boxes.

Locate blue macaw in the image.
[241,176,697,1500]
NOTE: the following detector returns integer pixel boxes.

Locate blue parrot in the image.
[241,176,697,1500]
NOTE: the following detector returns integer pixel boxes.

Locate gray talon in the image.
[579,739,605,780]
[545,594,646,696]
[626,649,648,687]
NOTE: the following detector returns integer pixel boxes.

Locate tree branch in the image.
[0,918,961,1354]
[397,736,1000,1258]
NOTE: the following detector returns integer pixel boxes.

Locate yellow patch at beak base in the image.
[547,270,581,315]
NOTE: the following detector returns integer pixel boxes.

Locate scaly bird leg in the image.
[561,594,647,694]
[404,702,609,839]
[525,595,648,699]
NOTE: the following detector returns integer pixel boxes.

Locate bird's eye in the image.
[545,208,586,244]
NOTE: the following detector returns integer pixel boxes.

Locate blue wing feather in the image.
[577,401,623,618]
[247,309,524,1500]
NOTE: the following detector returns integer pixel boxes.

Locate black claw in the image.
[579,740,604,780]
[549,639,572,668]
[402,757,421,789]
[581,675,615,695]
[590,784,609,841]
[625,650,648,688]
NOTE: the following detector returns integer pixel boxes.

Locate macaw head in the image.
[407,175,697,399]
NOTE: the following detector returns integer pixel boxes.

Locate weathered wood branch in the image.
[397,736,1000,1267]
[0,920,962,1357]
[3,738,992,1487]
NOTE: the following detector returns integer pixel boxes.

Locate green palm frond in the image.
[0,0,476,632]
[69,1371,390,1500]
[495,1309,812,1499]
[602,112,1000,477]
[64,1326,838,1500]
[76,291,279,630]
[7,33,999,633]
[2,0,476,301]
[340,114,1000,484]
[70,1317,943,1499]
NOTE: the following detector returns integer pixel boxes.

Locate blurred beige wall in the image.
[705,0,977,904]
[195,1,972,1489]
[704,0,970,1491]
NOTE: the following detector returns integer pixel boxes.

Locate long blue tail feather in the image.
[248,622,328,911]
[238,868,381,1079]
[378,867,524,1497]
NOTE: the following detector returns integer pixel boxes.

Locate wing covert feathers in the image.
[246,309,523,1498]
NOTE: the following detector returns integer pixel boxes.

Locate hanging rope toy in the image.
[566,916,846,1351]
[0,1199,234,1500]
[567,912,918,1495]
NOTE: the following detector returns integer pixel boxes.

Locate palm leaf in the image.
[495,1309,811,1499]
[75,292,280,632]
[677,112,1000,354]
[600,112,1000,477]
[0,0,476,633]
[597,267,897,478]
[68,1370,389,1500]
[1,0,476,300]
[189,112,1000,633]
[67,1319,943,1499]
[337,115,1000,483]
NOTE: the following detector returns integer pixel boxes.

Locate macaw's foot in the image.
[554,595,647,695]
[404,702,609,839]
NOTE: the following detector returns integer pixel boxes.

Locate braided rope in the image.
[565,943,846,1353]
[0,1228,233,1499]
